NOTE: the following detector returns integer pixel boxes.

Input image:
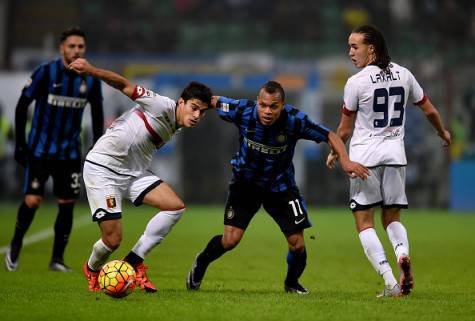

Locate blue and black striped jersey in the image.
[217,97,330,192]
[21,58,103,160]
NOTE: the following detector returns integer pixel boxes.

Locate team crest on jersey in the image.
[106,195,117,209]
[226,207,234,219]
[31,178,40,190]
[79,80,87,94]
[276,134,287,144]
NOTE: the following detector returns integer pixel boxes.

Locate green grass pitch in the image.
[0,203,474,321]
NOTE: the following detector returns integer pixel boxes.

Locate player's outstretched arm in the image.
[327,131,369,180]
[326,112,356,169]
[418,98,451,147]
[69,58,135,98]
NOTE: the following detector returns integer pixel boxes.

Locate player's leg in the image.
[5,157,47,271]
[381,166,412,295]
[187,180,261,290]
[49,159,82,272]
[264,187,311,294]
[354,209,400,297]
[82,161,124,291]
[350,167,400,297]
[284,231,308,294]
[123,178,185,292]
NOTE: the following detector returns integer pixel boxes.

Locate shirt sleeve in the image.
[131,85,176,115]
[216,97,249,123]
[407,70,425,105]
[300,114,330,143]
[343,77,359,112]
[21,64,48,100]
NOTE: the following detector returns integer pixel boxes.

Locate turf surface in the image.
[0,203,474,321]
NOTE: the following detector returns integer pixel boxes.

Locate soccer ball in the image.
[98,260,136,298]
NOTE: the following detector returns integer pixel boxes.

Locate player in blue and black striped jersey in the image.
[5,27,104,273]
[187,81,369,294]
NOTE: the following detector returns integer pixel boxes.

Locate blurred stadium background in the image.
[0,0,474,210]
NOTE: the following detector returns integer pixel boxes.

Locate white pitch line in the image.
[0,214,92,254]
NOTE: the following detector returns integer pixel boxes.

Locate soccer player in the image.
[5,27,104,272]
[326,25,451,297]
[186,81,369,294]
[68,58,212,293]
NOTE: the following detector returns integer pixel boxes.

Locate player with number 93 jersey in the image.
[326,24,451,298]
[343,62,426,167]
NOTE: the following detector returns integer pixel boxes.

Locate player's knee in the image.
[289,243,305,253]
[25,195,42,209]
[287,236,305,253]
[222,235,240,250]
[102,232,122,250]
[160,199,185,212]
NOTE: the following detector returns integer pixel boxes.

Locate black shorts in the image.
[23,157,82,199]
[224,180,312,235]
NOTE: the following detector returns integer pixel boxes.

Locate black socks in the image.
[51,202,74,262]
[10,202,37,261]
[198,235,227,266]
[285,248,307,285]
[124,251,144,266]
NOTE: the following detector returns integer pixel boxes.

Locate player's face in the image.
[348,33,374,68]
[257,89,284,126]
[60,35,86,66]
[177,98,209,128]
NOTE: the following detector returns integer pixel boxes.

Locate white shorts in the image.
[349,166,408,211]
[83,161,162,221]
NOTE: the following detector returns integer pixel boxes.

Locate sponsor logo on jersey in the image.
[47,94,87,108]
[106,195,117,209]
[243,137,287,155]
[349,201,357,210]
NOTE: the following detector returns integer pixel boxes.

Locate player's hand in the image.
[69,58,91,74]
[210,96,220,109]
[326,151,338,169]
[14,144,29,167]
[438,129,451,147]
[340,160,370,180]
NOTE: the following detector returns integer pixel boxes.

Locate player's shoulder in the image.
[32,59,57,74]
[134,85,175,105]
[389,61,415,79]
[284,104,304,119]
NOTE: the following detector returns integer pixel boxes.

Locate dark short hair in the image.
[180,81,212,107]
[260,80,285,102]
[60,27,86,43]
[352,25,391,70]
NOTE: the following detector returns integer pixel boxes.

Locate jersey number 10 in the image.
[373,86,405,128]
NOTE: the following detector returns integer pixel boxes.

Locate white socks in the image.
[88,238,113,271]
[131,208,185,259]
[359,228,397,287]
[386,221,409,261]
